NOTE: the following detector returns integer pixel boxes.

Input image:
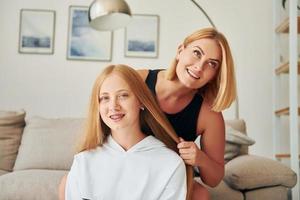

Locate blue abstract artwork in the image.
[67,6,112,61]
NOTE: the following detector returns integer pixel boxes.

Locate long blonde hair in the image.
[166,27,236,112]
[78,64,193,200]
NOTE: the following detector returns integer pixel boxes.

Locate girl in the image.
[65,65,193,200]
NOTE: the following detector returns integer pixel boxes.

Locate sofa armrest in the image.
[223,155,297,190]
[0,170,9,176]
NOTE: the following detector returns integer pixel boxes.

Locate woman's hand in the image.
[177,137,202,166]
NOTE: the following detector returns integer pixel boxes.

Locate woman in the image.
[65,65,193,200]
[137,27,236,199]
[60,27,236,200]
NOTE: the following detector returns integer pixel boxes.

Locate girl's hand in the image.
[177,137,201,166]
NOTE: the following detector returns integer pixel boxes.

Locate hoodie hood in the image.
[104,135,167,153]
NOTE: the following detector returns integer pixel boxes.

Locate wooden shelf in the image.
[275,16,300,33]
[275,61,300,74]
[275,107,300,116]
[276,154,300,159]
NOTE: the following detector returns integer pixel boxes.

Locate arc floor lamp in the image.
[88,0,216,30]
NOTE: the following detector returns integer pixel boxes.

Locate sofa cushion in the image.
[195,120,252,162]
[224,143,241,163]
[224,124,255,162]
[225,119,248,155]
[225,120,246,134]
[0,169,67,200]
[225,125,255,145]
[195,178,243,200]
[224,155,297,190]
[14,117,84,171]
[0,110,26,172]
[245,186,289,200]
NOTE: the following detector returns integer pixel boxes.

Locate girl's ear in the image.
[176,44,184,60]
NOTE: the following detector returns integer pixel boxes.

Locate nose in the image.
[109,97,120,111]
[193,60,204,71]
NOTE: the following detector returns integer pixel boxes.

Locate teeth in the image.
[110,114,124,120]
[187,69,200,79]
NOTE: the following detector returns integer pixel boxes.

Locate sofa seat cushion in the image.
[245,186,289,200]
[14,117,84,171]
[0,110,26,172]
[195,178,243,200]
[0,169,68,200]
[224,155,297,190]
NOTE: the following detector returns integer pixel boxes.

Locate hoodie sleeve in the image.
[65,157,82,200]
[159,160,187,200]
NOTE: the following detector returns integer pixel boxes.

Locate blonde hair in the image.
[166,28,237,112]
[78,64,193,200]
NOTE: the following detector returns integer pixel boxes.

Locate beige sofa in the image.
[0,111,297,200]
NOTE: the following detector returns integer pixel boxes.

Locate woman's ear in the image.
[176,44,184,60]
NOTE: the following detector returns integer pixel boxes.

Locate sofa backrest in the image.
[12,117,249,171]
[13,117,84,171]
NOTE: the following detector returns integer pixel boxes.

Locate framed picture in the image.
[125,14,159,58]
[18,9,55,54]
[67,6,112,61]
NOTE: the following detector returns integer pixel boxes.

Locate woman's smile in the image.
[186,68,200,79]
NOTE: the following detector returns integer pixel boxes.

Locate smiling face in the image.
[99,74,142,133]
[175,38,222,89]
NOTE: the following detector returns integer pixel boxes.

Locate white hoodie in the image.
[66,135,187,200]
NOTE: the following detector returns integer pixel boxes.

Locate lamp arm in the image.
[190,0,216,29]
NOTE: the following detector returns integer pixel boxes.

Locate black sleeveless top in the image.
[145,69,203,141]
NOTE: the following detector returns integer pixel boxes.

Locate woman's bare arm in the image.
[196,100,225,187]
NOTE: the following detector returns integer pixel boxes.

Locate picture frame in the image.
[67,6,112,61]
[18,9,55,54]
[125,14,159,58]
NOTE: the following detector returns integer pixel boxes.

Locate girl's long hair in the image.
[78,64,193,200]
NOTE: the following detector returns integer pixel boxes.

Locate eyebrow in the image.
[194,46,205,55]
[99,89,129,95]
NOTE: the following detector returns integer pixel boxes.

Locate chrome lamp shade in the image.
[88,0,132,30]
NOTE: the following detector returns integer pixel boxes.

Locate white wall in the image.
[0,0,274,157]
